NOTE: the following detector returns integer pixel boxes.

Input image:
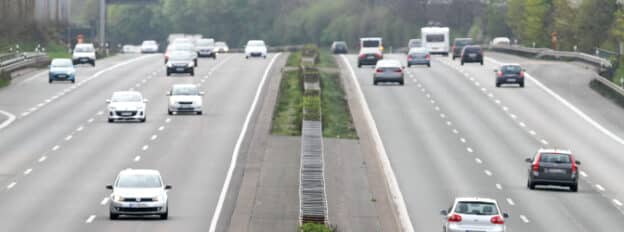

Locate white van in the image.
[421,27,450,56]
[360,37,383,53]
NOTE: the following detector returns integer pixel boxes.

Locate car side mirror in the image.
[525,158,533,163]
[493,69,498,73]
[165,185,172,190]
[575,160,581,165]
[522,69,527,72]
[440,210,448,216]
[503,213,509,218]
[106,185,113,190]
[105,99,111,103]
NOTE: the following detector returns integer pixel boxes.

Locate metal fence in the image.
[0,52,49,75]
[487,44,613,69]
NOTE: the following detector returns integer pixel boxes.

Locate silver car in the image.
[167,84,204,115]
[441,197,508,232]
[107,169,171,220]
[373,59,405,85]
[107,91,147,123]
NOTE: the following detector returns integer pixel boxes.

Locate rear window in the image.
[455,201,499,215]
[465,47,482,53]
[426,34,444,42]
[454,39,472,47]
[539,153,571,163]
[362,40,380,47]
[502,65,521,74]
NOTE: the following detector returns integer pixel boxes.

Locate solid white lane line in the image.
[24,168,32,175]
[475,158,483,164]
[52,145,60,151]
[467,147,473,153]
[29,107,37,111]
[134,156,141,162]
[142,145,148,151]
[0,110,17,130]
[595,184,605,192]
[484,170,493,176]
[21,112,29,117]
[520,215,530,223]
[506,198,515,206]
[614,199,623,207]
[540,139,549,145]
[65,135,73,141]
[496,184,502,190]
[38,156,47,162]
[209,54,302,232]
[151,135,157,140]
[158,126,165,131]
[100,198,109,205]
[85,215,96,223]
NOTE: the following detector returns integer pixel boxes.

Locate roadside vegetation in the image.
[271,66,303,136]
[300,222,334,232]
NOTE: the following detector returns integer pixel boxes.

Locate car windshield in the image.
[502,65,522,74]
[540,153,572,163]
[172,86,199,95]
[112,93,142,102]
[197,40,214,46]
[426,34,444,42]
[170,52,192,61]
[116,174,162,188]
[455,201,499,215]
[362,40,380,47]
[248,41,265,46]
[51,59,72,67]
[465,47,481,53]
[74,46,94,52]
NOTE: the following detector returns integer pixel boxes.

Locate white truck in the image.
[421,27,450,56]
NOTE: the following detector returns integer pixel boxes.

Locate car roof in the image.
[376,59,402,67]
[455,197,498,204]
[538,148,572,154]
[119,169,161,176]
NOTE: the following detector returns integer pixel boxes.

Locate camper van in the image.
[421,27,450,56]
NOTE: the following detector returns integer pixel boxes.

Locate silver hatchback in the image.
[441,197,508,232]
[373,59,405,85]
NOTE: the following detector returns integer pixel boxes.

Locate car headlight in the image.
[166,63,173,67]
[188,62,194,67]
[113,194,123,202]
[108,106,116,111]
[152,195,162,201]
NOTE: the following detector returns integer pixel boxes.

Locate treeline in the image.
[0,0,60,45]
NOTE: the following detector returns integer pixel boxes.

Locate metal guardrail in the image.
[0,52,49,74]
[487,45,613,69]
[300,120,328,224]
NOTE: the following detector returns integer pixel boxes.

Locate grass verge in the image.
[318,49,337,68]
[300,223,334,232]
[0,74,10,88]
[271,69,303,136]
[320,71,358,139]
[287,51,302,67]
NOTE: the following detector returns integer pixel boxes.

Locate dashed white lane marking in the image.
[151,135,157,140]
[595,184,605,192]
[495,100,501,104]
[65,135,73,141]
[540,139,549,145]
[510,114,517,119]
[165,118,171,123]
[440,113,446,118]
[475,158,483,164]
[52,145,60,151]
[77,126,84,132]
[158,126,165,131]
[38,156,47,162]
[529,130,536,135]
[453,129,459,134]
[134,156,141,162]
[88,118,94,123]
[446,121,452,126]
[7,182,16,189]
[614,199,623,207]
[519,122,526,127]
[142,79,147,83]
[97,111,104,116]
[135,83,141,87]
[430,100,435,104]
[484,170,493,176]
[45,99,51,103]
[29,107,37,111]
[506,198,515,206]
[24,168,32,175]
[496,184,502,190]
[100,198,109,205]
[460,138,466,143]
[85,215,96,223]
[580,171,588,177]
[502,106,509,111]
[142,145,149,151]
[434,106,440,111]
[520,215,530,223]
[467,147,473,153]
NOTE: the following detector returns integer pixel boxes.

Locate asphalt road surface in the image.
[0,53,280,232]
[340,52,624,231]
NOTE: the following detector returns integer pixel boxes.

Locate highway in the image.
[0,53,281,231]
[340,52,624,231]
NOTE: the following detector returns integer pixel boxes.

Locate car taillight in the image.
[497,71,503,78]
[408,56,413,61]
[359,54,366,59]
[394,68,403,73]
[426,54,430,60]
[375,53,382,59]
[532,154,541,172]
[491,215,505,224]
[448,214,462,222]
[519,71,525,78]
[376,69,383,73]
[571,155,578,173]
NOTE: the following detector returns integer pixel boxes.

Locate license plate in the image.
[469,54,477,58]
[176,68,184,71]
[367,56,374,59]
[121,112,132,116]
[58,75,66,78]
[181,105,192,108]
[80,58,87,61]
[547,168,565,174]
[507,78,516,82]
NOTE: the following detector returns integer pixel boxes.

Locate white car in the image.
[106,169,171,220]
[107,91,147,123]
[441,197,508,232]
[167,84,203,115]
[245,40,268,59]
[141,40,159,53]
[215,41,229,53]
[72,43,96,66]
[196,38,216,59]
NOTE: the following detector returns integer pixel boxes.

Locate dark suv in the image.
[495,64,525,88]
[460,45,483,66]
[451,38,473,60]
[331,41,348,54]
[526,149,581,192]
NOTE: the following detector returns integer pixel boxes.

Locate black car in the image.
[166,51,195,76]
[451,38,473,60]
[526,149,580,192]
[358,49,382,68]
[460,45,483,65]
[331,41,348,54]
[495,64,525,88]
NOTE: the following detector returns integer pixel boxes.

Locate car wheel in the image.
[496,82,500,88]
[168,110,173,115]
[570,183,578,192]
[452,56,455,60]
[399,81,404,86]
[108,118,114,123]
[71,79,75,84]
[407,64,411,68]
[140,117,146,123]
[166,71,170,76]
[358,63,362,68]
[92,61,96,67]
[194,60,198,67]
[109,212,119,220]
[160,211,168,220]
[49,79,52,83]
[480,61,484,66]
[427,63,431,68]
[520,82,525,88]
[245,56,249,59]
[190,70,195,76]
[461,61,464,66]
[197,111,202,115]
[373,81,378,86]
[527,180,535,190]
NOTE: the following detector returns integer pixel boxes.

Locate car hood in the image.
[50,67,74,73]
[109,102,144,110]
[113,188,164,198]
[169,95,202,102]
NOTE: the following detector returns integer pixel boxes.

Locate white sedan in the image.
[167,84,203,115]
[244,40,268,59]
[107,91,147,123]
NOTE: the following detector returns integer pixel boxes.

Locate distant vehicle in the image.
[407,47,430,68]
[407,39,422,49]
[360,37,383,53]
[166,51,195,76]
[173,38,194,45]
[72,43,96,66]
[373,59,404,85]
[215,41,229,53]
[331,41,348,54]
[460,45,484,66]
[122,45,140,53]
[196,38,216,59]
[491,37,511,46]
[167,84,204,115]
[167,43,198,66]
[106,169,171,220]
[245,40,268,59]
[421,27,450,56]
[526,149,580,192]
[451,38,473,60]
[106,91,147,123]
[48,58,76,83]
[140,40,159,53]
[357,48,382,68]
[495,64,525,88]
[441,197,508,232]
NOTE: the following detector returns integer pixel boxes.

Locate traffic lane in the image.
[0,54,145,115]
[414,55,624,231]
[0,55,230,231]
[444,55,624,208]
[0,54,163,187]
[345,55,540,231]
[72,54,277,232]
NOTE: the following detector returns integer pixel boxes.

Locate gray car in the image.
[441,197,508,232]
[407,47,430,67]
[526,149,580,192]
[373,59,404,85]
[107,169,172,220]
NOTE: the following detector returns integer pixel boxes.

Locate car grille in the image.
[251,52,262,56]
[115,111,137,117]
[173,63,188,67]
[178,101,193,105]
[117,207,160,212]
[122,198,154,202]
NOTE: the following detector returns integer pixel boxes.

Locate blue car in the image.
[49,58,76,83]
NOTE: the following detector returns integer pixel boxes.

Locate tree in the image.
[575,0,618,52]
[549,0,576,50]
[522,0,551,47]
